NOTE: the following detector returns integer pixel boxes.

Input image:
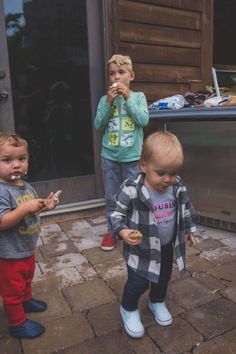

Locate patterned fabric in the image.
[147,186,176,245]
[0,182,41,259]
[94,91,149,162]
[109,173,197,283]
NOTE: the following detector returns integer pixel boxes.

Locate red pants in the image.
[0,255,35,327]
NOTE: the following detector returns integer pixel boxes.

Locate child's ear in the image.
[130,72,135,81]
[139,159,146,173]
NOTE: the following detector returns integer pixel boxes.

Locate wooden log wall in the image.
[109,0,214,104]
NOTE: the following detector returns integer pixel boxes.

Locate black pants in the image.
[121,242,174,311]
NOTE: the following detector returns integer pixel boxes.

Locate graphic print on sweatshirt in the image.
[108,100,135,147]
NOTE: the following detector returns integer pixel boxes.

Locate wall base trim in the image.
[197,215,236,233]
[40,198,105,217]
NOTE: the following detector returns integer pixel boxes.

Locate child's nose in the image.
[13,160,20,167]
[164,175,171,183]
[115,72,120,79]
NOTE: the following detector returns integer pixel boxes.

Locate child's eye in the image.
[19,156,27,162]
[156,171,165,176]
[2,158,11,163]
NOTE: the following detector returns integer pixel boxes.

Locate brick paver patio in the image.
[1,208,236,354]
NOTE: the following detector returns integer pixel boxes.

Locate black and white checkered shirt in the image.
[109,173,197,283]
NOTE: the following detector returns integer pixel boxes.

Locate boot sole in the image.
[124,324,145,338]
[100,245,115,251]
[120,309,145,338]
[149,305,173,326]
[10,327,45,339]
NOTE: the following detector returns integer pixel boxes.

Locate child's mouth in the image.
[11,173,21,180]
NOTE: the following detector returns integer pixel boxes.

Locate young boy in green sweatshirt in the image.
[94,54,149,251]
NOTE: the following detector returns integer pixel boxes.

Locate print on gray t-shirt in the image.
[147,186,176,245]
[0,182,41,259]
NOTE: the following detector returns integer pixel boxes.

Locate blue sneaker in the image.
[149,301,172,326]
[10,319,45,339]
[23,298,47,313]
[120,305,145,338]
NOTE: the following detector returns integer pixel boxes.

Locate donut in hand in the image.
[129,230,143,241]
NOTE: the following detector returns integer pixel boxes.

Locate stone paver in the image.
[35,247,44,261]
[207,260,236,284]
[1,208,236,354]
[200,246,236,265]
[193,328,236,354]
[87,301,122,336]
[33,267,84,293]
[62,279,116,312]
[194,272,226,292]
[221,236,236,249]
[147,317,202,353]
[76,263,99,281]
[0,338,21,353]
[39,252,87,273]
[34,262,43,281]
[220,284,236,303]
[125,334,161,353]
[181,298,236,340]
[88,214,106,225]
[59,219,93,236]
[39,240,78,258]
[186,254,212,274]
[169,277,220,309]
[195,237,225,252]
[55,332,134,354]
[73,235,102,251]
[94,258,127,280]
[26,290,71,323]
[40,224,69,244]
[139,293,156,327]
[163,292,185,316]
[21,314,94,354]
[196,225,235,241]
[106,276,126,300]
[82,247,122,265]
[90,224,108,237]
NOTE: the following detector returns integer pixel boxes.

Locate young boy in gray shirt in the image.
[0,133,60,339]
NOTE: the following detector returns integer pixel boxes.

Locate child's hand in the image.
[107,83,118,105]
[186,234,197,247]
[116,83,130,100]
[119,228,141,246]
[24,198,46,214]
[43,190,61,210]
[0,198,46,230]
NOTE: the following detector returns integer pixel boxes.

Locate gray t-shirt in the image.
[147,186,176,245]
[0,181,41,259]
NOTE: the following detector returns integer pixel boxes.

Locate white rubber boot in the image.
[120,305,145,338]
[149,301,173,326]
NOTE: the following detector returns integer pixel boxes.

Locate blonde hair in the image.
[0,133,28,150]
[107,54,134,75]
[141,131,184,165]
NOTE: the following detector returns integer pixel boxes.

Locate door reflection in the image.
[4,0,93,181]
